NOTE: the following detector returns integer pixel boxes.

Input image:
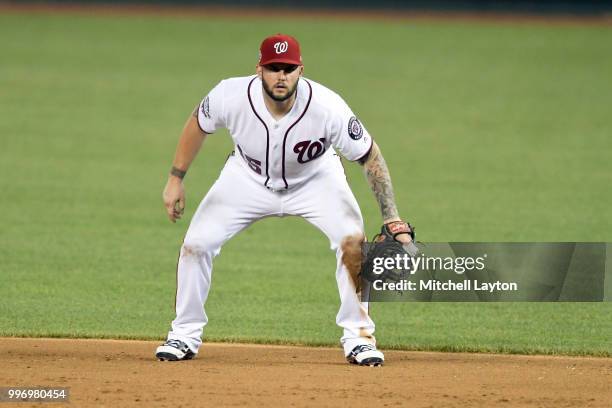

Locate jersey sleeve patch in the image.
[201,96,211,119]
[348,116,363,140]
[197,80,226,134]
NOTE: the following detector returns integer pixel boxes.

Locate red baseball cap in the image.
[259,34,302,66]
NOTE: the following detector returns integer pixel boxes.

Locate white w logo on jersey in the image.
[273,41,288,54]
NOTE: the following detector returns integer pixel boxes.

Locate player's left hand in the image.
[379,220,419,257]
[394,232,412,244]
[381,220,414,244]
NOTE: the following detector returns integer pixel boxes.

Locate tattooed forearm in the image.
[362,142,399,222]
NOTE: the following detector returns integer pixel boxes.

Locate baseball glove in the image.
[361,221,417,284]
[341,221,418,293]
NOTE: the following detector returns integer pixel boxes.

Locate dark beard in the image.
[262,79,299,102]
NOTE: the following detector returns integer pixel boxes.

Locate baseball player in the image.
[155,34,414,366]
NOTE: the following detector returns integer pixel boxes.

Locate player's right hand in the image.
[163,176,185,223]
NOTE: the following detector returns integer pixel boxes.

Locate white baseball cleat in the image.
[155,339,196,361]
[346,344,384,366]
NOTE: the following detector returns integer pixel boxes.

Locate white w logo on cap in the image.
[273,41,288,54]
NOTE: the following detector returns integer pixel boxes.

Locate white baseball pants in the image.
[166,152,376,356]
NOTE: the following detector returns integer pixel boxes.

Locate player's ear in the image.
[299,65,304,76]
[256,64,262,78]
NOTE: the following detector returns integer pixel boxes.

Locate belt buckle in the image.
[267,186,288,193]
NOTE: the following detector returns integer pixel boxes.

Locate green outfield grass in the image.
[0,11,611,356]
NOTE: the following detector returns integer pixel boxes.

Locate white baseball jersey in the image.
[196,75,373,191]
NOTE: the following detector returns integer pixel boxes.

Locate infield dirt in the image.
[1,338,610,407]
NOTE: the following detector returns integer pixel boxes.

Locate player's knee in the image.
[181,243,206,258]
[181,238,221,258]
